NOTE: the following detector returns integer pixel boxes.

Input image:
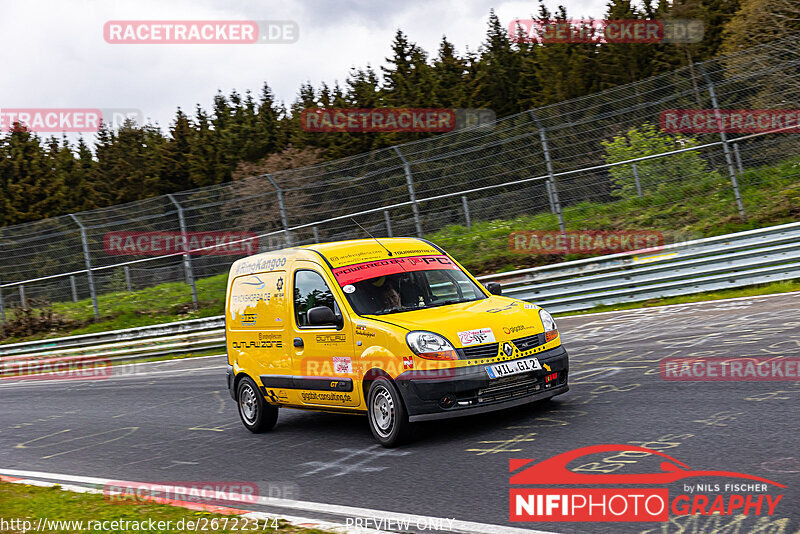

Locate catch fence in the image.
[1,36,799,323]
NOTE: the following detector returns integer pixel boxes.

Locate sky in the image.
[0,0,609,136]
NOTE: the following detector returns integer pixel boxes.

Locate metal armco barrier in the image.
[488,221,800,313]
[0,222,797,363]
[0,316,223,360]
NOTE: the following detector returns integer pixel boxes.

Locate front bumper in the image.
[395,344,569,422]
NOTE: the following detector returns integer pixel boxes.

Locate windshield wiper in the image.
[373,306,419,315]
[424,298,476,308]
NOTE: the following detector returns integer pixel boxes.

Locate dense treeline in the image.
[1,0,789,228]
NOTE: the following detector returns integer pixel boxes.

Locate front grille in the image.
[477,376,542,403]
[459,343,499,360]
[512,333,545,352]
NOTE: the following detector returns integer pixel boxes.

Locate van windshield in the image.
[330,254,487,315]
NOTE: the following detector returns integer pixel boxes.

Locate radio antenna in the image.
[351,218,392,257]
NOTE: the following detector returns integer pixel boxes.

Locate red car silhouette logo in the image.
[510,444,785,487]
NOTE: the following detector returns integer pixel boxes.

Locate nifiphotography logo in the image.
[509,444,785,522]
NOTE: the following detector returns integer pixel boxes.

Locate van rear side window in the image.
[294,270,338,327]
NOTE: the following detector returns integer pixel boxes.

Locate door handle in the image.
[293,337,304,348]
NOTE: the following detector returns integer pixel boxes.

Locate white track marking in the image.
[0,468,559,534]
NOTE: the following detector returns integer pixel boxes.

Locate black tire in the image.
[367,377,412,447]
[236,376,278,433]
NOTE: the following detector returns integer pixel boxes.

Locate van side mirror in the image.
[485,282,502,295]
[307,306,337,326]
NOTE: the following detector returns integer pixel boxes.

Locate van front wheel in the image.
[237,376,278,433]
[367,377,411,447]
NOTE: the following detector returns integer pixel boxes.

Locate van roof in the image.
[301,237,443,268]
[230,237,445,275]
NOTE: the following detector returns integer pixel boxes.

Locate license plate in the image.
[485,356,542,379]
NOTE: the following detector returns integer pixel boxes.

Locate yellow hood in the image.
[369,296,546,347]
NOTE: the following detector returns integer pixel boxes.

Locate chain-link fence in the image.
[1,36,799,325]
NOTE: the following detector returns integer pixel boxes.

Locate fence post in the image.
[312,226,320,243]
[263,174,292,245]
[699,64,747,221]
[0,282,5,324]
[393,147,423,237]
[124,266,132,292]
[167,194,198,310]
[633,163,643,198]
[461,196,472,231]
[19,285,26,309]
[529,111,566,235]
[69,275,78,303]
[733,143,745,175]
[384,210,393,237]
[69,213,99,321]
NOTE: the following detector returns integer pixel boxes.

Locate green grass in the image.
[430,155,800,275]
[0,482,326,534]
[2,154,798,344]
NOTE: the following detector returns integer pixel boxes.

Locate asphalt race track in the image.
[1,293,799,534]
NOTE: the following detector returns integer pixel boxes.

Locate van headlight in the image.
[539,309,559,342]
[406,331,458,360]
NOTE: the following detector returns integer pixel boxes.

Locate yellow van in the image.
[225,237,569,446]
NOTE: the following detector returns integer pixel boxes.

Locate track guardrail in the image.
[1,222,797,364]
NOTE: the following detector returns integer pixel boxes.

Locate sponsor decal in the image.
[300,391,353,403]
[316,334,346,344]
[230,333,283,350]
[660,109,800,134]
[661,357,800,381]
[342,284,356,294]
[524,303,537,310]
[355,325,376,337]
[332,254,458,286]
[265,389,288,403]
[544,372,558,384]
[242,275,265,289]
[458,327,496,346]
[103,20,298,44]
[327,247,436,267]
[230,292,271,304]
[240,313,257,326]
[233,256,286,275]
[403,356,414,370]
[509,444,785,523]
[487,302,518,313]
[276,277,284,291]
[509,230,663,255]
[332,356,353,374]
[508,19,703,44]
[503,324,535,335]
[104,231,257,256]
